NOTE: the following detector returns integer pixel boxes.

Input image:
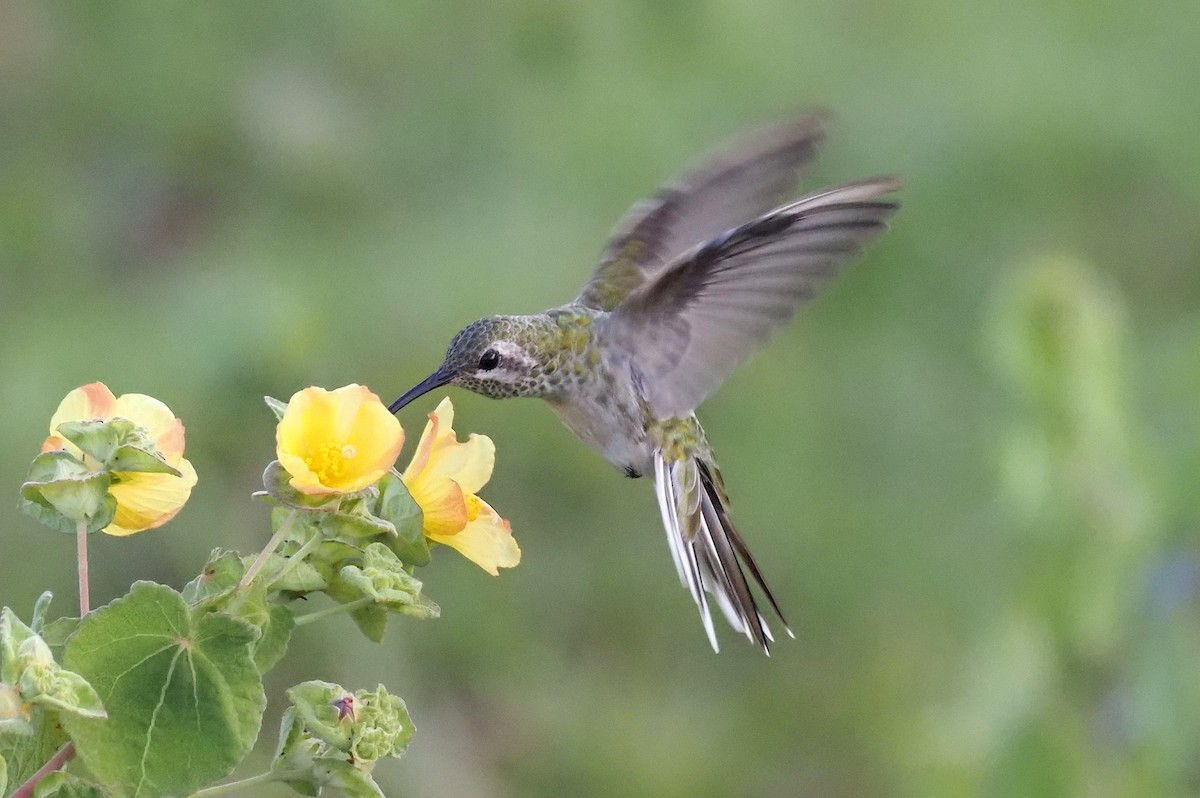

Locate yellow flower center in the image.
[465,493,482,522]
[305,443,358,485]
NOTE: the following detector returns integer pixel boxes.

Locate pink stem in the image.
[11,742,76,798]
[76,520,90,616]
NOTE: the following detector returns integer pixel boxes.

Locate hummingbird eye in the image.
[478,349,502,372]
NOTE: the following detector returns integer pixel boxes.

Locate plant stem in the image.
[11,742,76,798]
[186,769,280,798]
[294,596,373,627]
[268,529,323,587]
[238,509,298,590]
[76,520,89,616]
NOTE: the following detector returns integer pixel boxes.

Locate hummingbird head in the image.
[389,315,551,412]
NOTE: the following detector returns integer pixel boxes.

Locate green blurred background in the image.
[2,2,1198,796]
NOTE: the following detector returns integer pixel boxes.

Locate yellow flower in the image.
[402,397,519,575]
[41,382,198,536]
[277,384,404,496]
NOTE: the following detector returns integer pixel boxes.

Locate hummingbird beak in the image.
[388,366,454,414]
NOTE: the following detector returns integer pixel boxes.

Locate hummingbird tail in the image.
[653,451,791,654]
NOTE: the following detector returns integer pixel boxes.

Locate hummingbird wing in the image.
[575,114,829,311]
[607,178,900,419]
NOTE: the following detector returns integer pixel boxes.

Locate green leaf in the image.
[305,539,363,583]
[287,681,353,752]
[31,592,55,634]
[310,759,386,798]
[375,473,429,566]
[0,752,6,797]
[320,510,395,542]
[18,639,107,721]
[1,608,105,723]
[323,575,387,643]
[19,452,115,534]
[55,419,177,477]
[268,554,327,594]
[33,771,112,798]
[54,419,125,465]
[285,681,412,763]
[181,550,246,606]
[272,708,322,796]
[61,582,266,798]
[264,395,288,421]
[339,544,440,622]
[261,461,339,510]
[107,446,180,476]
[181,554,296,673]
[0,706,68,788]
[271,683,410,798]
[347,684,413,762]
[40,617,81,649]
[253,603,295,673]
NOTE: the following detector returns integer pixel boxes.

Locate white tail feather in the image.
[652,449,788,653]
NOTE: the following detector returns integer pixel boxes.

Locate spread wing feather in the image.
[608,178,900,418]
[576,114,829,311]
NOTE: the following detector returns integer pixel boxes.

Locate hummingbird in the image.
[390,114,900,653]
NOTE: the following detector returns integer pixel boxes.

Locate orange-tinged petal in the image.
[426,498,519,576]
[106,457,198,536]
[402,403,441,481]
[47,383,117,433]
[402,397,494,494]
[41,435,68,453]
[424,432,495,496]
[407,476,470,536]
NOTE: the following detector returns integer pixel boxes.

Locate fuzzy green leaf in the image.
[33,771,112,798]
[61,582,265,798]
[54,419,125,465]
[310,759,386,798]
[320,510,395,542]
[0,705,68,787]
[181,550,245,606]
[287,681,353,752]
[19,452,115,535]
[339,544,440,622]
[106,446,180,476]
[39,617,81,649]
[253,603,295,673]
[182,551,296,672]
[30,592,55,634]
[375,473,429,566]
[1,608,105,724]
[264,395,288,421]
[261,460,339,509]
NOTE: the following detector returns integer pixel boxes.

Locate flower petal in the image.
[341,394,405,480]
[48,383,117,434]
[402,398,494,494]
[408,476,470,536]
[278,450,340,496]
[105,457,198,536]
[276,385,404,495]
[401,401,443,481]
[427,498,519,576]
